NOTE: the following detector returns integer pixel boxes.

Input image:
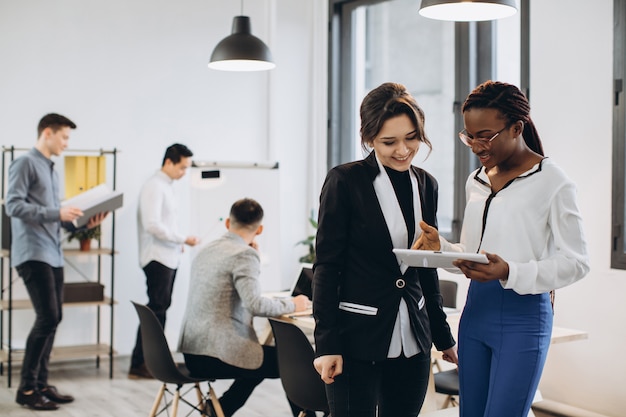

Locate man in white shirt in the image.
[129,143,200,379]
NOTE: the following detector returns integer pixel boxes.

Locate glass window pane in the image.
[612,0,626,268]
[349,0,456,235]
[496,12,521,86]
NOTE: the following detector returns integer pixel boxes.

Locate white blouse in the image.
[440,158,590,295]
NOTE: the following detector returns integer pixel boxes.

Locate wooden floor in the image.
[0,354,296,417]
[0,354,475,417]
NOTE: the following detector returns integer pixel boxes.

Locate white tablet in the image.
[393,249,488,269]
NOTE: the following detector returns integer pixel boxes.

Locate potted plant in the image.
[68,225,101,251]
[295,216,317,264]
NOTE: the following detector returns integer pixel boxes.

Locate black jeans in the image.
[130,261,177,369]
[184,346,315,417]
[325,352,431,417]
[16,261,64,392]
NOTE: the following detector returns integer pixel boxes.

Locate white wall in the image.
[529,1,623,415]
[0,0,325,362]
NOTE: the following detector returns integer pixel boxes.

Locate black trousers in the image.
[130,260,177,369]
[16,261,64,392]
[325,352,431,417]
[184,346,315,417]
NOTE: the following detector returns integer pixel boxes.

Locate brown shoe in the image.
[16,390,60,411]
[40,385,74,404]
[128,363,154,379]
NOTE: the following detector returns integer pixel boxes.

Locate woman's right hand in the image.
[313,354,343,384]
[412,220,441,251]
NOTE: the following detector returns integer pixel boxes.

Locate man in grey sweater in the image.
[178,198,314,417]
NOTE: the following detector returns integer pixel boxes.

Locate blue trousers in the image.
[458,280,552,417]
[325,352,431,417]
[16,261,64,392]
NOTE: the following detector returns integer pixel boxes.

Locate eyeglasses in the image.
[458,126,507,147]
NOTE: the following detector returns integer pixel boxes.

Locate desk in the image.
[268,311,589,348]
[430,313,588,361]
[441,312,588,343]
[265,309,588,414]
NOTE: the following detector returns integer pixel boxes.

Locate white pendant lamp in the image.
[419,0,518,22]
[208,1,275,71]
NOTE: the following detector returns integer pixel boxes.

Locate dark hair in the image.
[359,82,432,156]
[462,80,544,156]
[37,113,76,137]
[162,143,193,166]
[230,198,264,229]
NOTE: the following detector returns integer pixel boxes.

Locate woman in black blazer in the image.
[312,82,457,417]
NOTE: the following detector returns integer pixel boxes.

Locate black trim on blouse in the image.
[473,158,546,251]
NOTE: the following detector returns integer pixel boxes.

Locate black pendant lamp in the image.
[419,0,518,22]
[208,1,275,71]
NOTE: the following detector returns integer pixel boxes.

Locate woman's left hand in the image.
[453,252,509,283]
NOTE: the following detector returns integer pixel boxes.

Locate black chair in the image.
[433,280,460,408]
[439,279,458,309]
[131,301,225,417]
[269,318,330,417]
[433,367,459,408]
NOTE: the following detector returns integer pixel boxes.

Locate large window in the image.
[328,0,526,240]
[612,0,626,268]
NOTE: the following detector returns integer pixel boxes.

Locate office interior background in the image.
[0,0,622,415]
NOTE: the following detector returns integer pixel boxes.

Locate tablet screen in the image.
[290,263,314,298]
[393,249,488,269]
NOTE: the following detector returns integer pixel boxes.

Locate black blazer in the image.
[313,152,455,361]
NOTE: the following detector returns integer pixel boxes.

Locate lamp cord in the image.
[240,0,243,15]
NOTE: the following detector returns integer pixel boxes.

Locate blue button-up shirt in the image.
[5,148,74,268]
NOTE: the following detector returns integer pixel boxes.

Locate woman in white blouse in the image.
[415,80,590,417]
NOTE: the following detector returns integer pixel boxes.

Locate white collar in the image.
[372,155,423,272]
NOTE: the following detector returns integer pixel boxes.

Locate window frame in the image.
[611,0,626,269]
[327,0,529,242]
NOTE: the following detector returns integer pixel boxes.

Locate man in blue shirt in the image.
[6,113,106,411]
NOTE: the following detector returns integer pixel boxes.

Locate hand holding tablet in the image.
[393,248,489,269]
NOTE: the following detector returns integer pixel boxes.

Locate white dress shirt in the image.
[441,158,590,295]
[137,170,186,269]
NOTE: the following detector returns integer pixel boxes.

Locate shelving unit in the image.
[0,146,119,387]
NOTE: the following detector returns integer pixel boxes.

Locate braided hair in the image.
[462,81,544,156]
